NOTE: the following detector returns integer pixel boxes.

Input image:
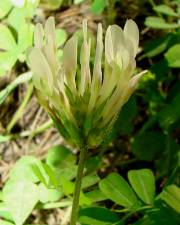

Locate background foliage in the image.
[0,0,179,225]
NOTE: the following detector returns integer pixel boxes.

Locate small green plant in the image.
[27,16,144,225]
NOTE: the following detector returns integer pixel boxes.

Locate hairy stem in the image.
[70,145,87,225]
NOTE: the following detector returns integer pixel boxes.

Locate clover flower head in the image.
[27,17,144,148]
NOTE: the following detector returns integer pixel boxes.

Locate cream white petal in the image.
[56,67,71,111]
[105,26,114,63]
[104,73,143,123]
[100,70,142,125]
[116,48,130,71]
[57,67,66,92]
[105,70,146,123]
[44,17,56,48]
[101,25,126,105]
[27,47,41,89]
[79,20,91,96]
[99,62,120,105]
[93,23,103,83]
[100,82,125,124]
[28,47,53,94]
[50,88,70,118]
[122,70,147,99]
[105,24,126,68]
[124,19,139,57]
[63,36,77,93]
[88,24,103,111]
[43,34,57,75]
[110,25,125,56]
[34,23,44,48]
[82,19,87,42]
[102,100,122,127]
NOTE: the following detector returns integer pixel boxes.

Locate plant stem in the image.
[20,119,53,137]
[42,200,72,209]
[7,82,33,133]
[70,145,87,225]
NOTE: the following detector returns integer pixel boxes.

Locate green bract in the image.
[27,17,143,148]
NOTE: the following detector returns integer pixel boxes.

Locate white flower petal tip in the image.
[27,17,143,148]
[124,19,139,57]
[34,23,44,48]
[130,70,148,87]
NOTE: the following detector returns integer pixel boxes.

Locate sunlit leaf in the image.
[99,173,139,208]
[10,156,43,183]
[0,220,14,225]
[145,17,179,29]
[0,24,17,51]
[46,145,76,168]
[3,178,39,225]
[60,176,74,195]
[160,185,180,213]
[8,8,26,31]
[17,23,34,56]
[128,169,155,204]
[0,0,12,19]
[55,29,67,48]
[0,202,13,222]
[38,183,63,203]
[153,5,178,17]
[0,51,18,76]
[91,0,106,14]
[0,135,11,143]
[55,165,77,181]
[144,34,173,58]
[85,189,107,203]
[42,163,60,190]
[82,173,100,189]
[165,44,180,68]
